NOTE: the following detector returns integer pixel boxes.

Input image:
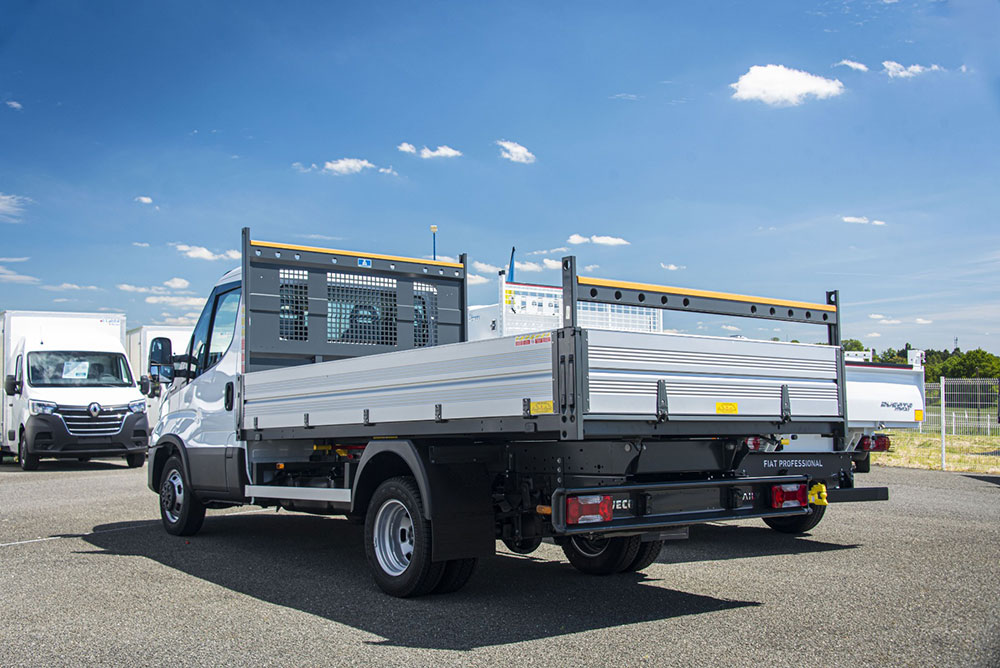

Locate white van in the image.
[1,311,149,470]
[126,325,192,426]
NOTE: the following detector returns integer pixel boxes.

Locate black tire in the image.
[854,453,871,473]
[18,433,39,471]
[77,457,91,463]
[764,504,826,534]
[623,539,664,572]
[364,476,445,598]
[502,536,543,555]
[159,456,205,536]
[432,558,478,594]
[561,535,642,575]
[126,453,146,468]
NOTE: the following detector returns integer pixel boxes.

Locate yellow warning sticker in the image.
[915,409,924,422]
[530,400,554,415]
[514,332,552,347]
[716,402,739,415]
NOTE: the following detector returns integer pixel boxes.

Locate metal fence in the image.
[894,378,1000,473]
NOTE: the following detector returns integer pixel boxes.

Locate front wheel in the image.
[159,456,205,536]
[763,504,826,534]
[18,434,39,471]
[364,476,445,597]
[126,453,146,468]
[561,535,642,575]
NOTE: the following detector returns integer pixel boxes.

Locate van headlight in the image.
[29,400,57,415]
[128,399,147,414]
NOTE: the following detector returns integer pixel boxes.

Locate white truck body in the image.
[126,325,192,425]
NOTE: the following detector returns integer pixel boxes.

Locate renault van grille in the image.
[57,405,128,436]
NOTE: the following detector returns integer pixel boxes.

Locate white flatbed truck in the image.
[143,229,906,597]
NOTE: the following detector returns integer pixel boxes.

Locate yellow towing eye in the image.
[808,482,828,506]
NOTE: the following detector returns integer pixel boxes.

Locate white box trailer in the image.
[2,311,148,469]
[126,325,192,425]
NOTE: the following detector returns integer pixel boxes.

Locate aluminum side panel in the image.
[586,329,840,419]
[845,365,925,428]
[242,335,555,429]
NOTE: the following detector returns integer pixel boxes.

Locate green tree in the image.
[842,339,865,352]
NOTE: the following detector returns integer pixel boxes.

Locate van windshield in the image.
[27,351,134,388]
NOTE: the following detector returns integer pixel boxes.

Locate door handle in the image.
[224,382,234,411]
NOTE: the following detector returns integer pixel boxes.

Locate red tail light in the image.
[566,494,613,525]
[771,483,808,509]
[744,437,762,451]
[859,435,872,451]
[871,434,890,452]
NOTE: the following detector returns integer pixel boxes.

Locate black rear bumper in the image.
[24,413,149,458]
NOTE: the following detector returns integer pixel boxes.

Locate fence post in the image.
[940,376,946,470]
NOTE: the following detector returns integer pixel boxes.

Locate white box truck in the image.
[126,325,192,426]
[2,311,149,470]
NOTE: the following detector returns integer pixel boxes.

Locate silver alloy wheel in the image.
[161,469,185,523]
[571,536,609,558]
[373,498,414,577]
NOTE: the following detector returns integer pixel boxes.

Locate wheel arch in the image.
[351,441,432,520]
[149,434,190,493]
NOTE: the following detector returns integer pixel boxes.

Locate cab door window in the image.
[205,288,241,370]
[186,294,215,379]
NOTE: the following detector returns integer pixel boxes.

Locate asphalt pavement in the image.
[1,459,997,667]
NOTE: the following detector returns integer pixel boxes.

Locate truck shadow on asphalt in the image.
[659,523,858,564]
[0,459,134,472]
[73,512,842,650]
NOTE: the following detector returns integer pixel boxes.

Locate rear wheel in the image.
[764,504,826,534]
[18,434,39,471]
[502,536,543,555]
[433,558,478,594]
[622,539,664,572]
[364,476,445,597]
[126,453,145,468]
[562,535,642,575]
[159,456,205,536]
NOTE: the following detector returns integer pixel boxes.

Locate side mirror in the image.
[149,337,175,384]
[139,375,151,396]
[4,375,19,397]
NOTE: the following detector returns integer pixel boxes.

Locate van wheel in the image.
[159,456,205,536]
[623,539,664,572]
[433,558,478,594]
[764,504,826,534]
[365,476,444,597]
[18,434,39,471]
[562,535,641,575]
[126,453,145,468]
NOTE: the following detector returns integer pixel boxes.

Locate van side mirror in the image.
[4,375,19,396]
[148,338,175,384]
[139,375,153,396]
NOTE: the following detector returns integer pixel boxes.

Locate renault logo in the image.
[88,402,102,418]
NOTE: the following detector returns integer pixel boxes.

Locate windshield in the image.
[27,351,134,388]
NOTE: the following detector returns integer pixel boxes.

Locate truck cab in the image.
[3,313,149,470]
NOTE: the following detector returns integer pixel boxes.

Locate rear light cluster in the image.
[859,434,891,452]
[744,437,762,451]
[566,494,613,525]
[771,483,808,509]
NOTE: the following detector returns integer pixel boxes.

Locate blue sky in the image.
[1,0,997,351]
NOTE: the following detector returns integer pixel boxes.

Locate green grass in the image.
[875,431,1000,474]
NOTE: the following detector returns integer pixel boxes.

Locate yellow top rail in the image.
[250,239,465,269]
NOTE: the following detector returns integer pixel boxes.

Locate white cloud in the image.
[542,258,562,270]
[730,64,844,106]
[591,235,630,246]
[41,283,101,292]
[515,261,543,272]
[0,256,28,262]
[960,64,968,74]
[6,100,23,110]
[871,220,887,226]
[865,332,882,338]
[52,298,72,303]
[164,277,190,290]
[0,193,30,222]
[568,234,590,245]
[721,325,741,332]
[843,216,869,224]
[660,263,686,271]
[146,295,206,308]
[397,142,416,154]
[916,318,933,325]
[882,61,944,79]
[0,265,39,284]
[473,261,501,274]
[879,319,902,325]
[291,162,318,173]
[609,93,640,101]
[323,158,376,175]
[117,283,163,294]
[583,264,600,272]
[834,59,869,72]
[378,165,399,176]
[132,242,150,247]
[134,196,153,205]
[297,233,342,241]
[467,274,489,286]
[420,145,462,159]
[869,313,886,319]
[527,247,568,256]
[171,243,240,261]
[155,315,199,326]
[496,140,536,164]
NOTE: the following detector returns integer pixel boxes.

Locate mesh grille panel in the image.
[327,273,398,346]
[279,269,309,341]
[414,282,438,347]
